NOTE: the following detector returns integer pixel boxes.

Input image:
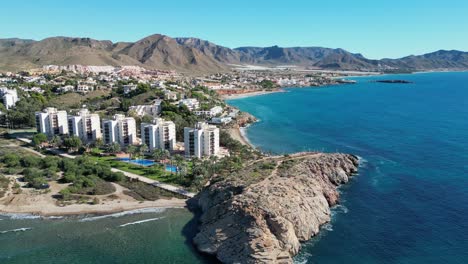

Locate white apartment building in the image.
[179,98,200,111]
[35,107,69,137]
[0,87,19,109]
[68,109,102,143]
[129,99,162,117]
[102,114,137,146]
[184,122,220,158]
[141,118,176,152]
[194,106,223,117]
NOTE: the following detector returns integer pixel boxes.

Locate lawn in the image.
[87,155,182,185]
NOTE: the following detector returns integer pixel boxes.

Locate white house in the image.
[123,84,137,95]
[179,98,200,111]
[194,106,223,117]
[76,84,91,94]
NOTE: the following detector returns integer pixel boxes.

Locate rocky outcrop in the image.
[192,153,359,263]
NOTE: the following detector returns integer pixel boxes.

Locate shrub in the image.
[3,153,21,167]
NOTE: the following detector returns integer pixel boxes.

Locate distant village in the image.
[0,64,356,162]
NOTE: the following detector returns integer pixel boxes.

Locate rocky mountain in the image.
[191,153,359,263]
[0,34,467,72]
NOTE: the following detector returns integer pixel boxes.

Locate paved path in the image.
[110,168,195,198]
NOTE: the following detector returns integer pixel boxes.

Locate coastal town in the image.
[0,64,359,215]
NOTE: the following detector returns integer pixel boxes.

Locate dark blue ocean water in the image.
[228,72,468,264]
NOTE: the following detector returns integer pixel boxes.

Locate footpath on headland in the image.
[15,137,195,199]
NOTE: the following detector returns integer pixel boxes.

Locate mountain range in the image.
[0,34,467,73]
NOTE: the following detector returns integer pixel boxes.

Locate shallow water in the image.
[0,208,212,264]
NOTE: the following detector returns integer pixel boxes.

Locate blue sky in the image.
[1,0,467,59]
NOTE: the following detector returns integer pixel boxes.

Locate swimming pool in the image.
[117,158,178,172]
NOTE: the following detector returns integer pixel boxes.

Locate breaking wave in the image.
[0,227,32,234]
[119,217,164,227]
[79,208,167,222]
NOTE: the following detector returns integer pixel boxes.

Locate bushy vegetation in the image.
[0,153,123,197]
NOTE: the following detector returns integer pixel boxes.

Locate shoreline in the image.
[221,89,285,100]
[227,127,255,149]
[0,198,187,217]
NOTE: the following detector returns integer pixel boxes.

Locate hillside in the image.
[0,34,467,73]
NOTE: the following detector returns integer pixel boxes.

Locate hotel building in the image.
[141,118,176,152]
[184,122,220,158]
[68,109,102,143]
[35,107,69,137]
[102,114,137,146]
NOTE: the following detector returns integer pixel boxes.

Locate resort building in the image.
[179,98,200,111]
[194,106,223,118]
[184,122,220,158]
[0,87,19,109]
[35,107,69,137]
[141,118,176,152]
[102,114,137,146]
[129,99,163,117]
[67,109,102,143]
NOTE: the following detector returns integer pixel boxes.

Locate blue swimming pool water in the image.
[117,158,178,172]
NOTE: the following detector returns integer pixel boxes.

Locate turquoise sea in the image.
[1,72,467,263]
[229,72,468,263]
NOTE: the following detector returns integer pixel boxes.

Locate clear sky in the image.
[1,0,467,59]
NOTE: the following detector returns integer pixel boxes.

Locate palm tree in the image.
[126,145,138,159]
[107,142,121,154]
[152,149,164,162]
[139,144,148,157]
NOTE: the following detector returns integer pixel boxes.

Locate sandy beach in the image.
[0,179,187,216]
[227,127,255,149]
[221,89,284,100]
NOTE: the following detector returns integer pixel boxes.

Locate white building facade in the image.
[35,107,69,137]
[0,87,19,109]
[102,114,137,146]
[179,98,200,111]
[141,118,176,152]
[68,109,102,143]
[129,100,162,117]
[184,122,220,158]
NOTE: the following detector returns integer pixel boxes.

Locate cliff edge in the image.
[192,153,359,263]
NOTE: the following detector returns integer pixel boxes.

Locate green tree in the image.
[32,133,48,146]
[106,142,121,154]
[63,136,82,152]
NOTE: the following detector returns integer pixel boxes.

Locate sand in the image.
[221,90,284,100]
[0,177,187,216]
[227,128,255,149]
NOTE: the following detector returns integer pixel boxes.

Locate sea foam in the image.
[119,217,164,227]
[0,227,32,234]
[79,208,167,222]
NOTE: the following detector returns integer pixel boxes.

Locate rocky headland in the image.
[191,153,359,263]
